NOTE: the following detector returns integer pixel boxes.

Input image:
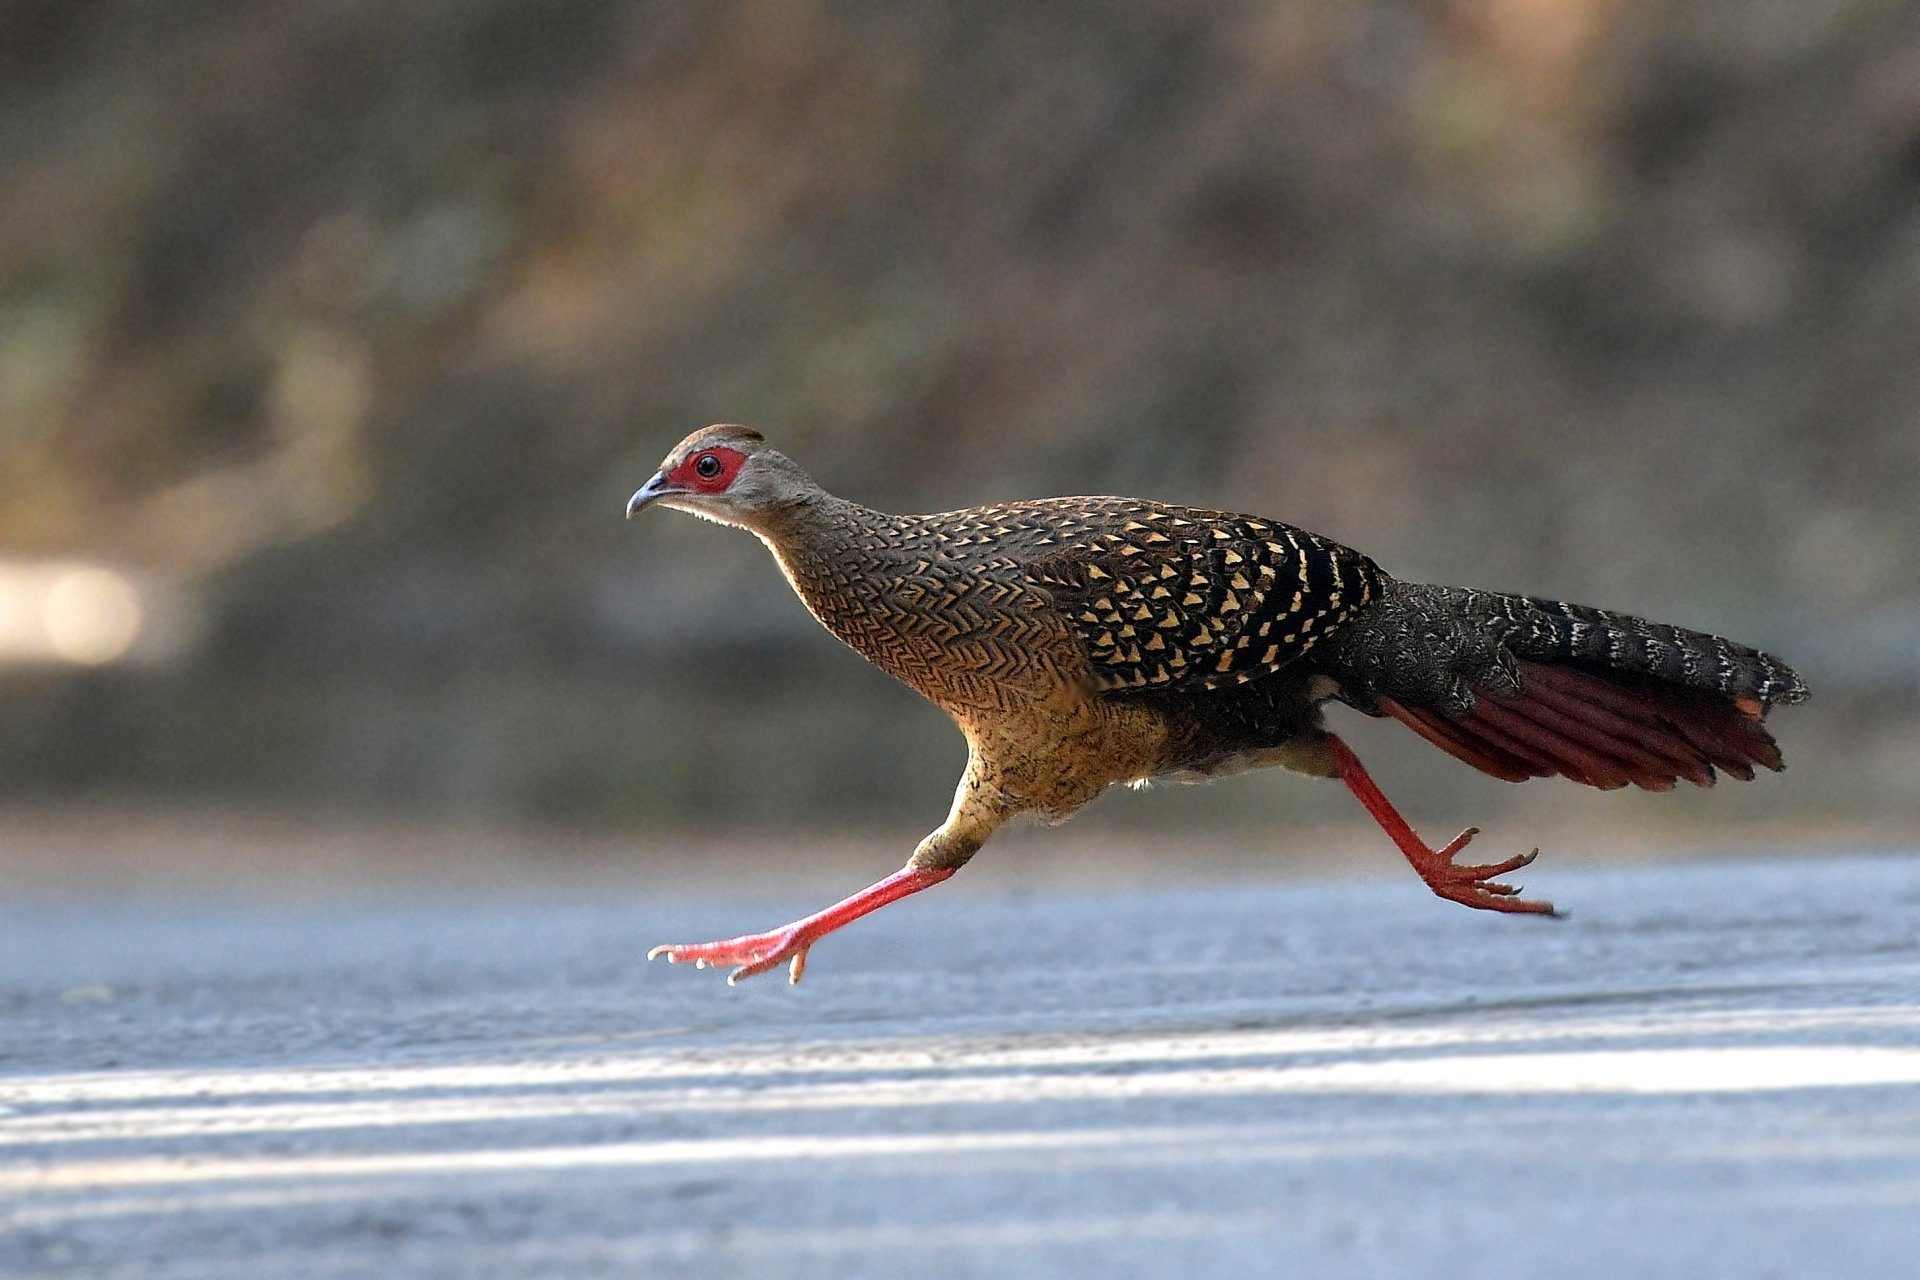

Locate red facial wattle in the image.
[668,447,747,494]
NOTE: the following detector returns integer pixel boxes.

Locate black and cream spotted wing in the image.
[1020,501,1386,693]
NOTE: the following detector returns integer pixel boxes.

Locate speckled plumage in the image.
[631,425,1808,984]
[759,492,1399,823]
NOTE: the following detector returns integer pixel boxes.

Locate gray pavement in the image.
[2,851,1919,1279]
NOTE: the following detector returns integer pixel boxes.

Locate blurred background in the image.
[2,0,1916,894]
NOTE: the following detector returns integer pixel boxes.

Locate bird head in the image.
[626,424,812,531]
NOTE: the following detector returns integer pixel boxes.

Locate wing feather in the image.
[1021,503,1384,693]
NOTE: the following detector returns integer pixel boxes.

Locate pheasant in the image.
[629,424,1807,984]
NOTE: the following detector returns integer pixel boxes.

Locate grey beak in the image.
[626,472,674,519]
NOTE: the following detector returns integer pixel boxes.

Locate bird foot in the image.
[649,927,813,986]
[1412,828,1560,916]
[1329,734,1562,918]
[647,865,956,988]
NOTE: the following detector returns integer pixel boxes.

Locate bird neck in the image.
[751,488,930,618]
[753,489,904,560]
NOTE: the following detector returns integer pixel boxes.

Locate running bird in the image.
[628,424,1807,984]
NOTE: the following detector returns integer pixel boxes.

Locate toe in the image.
[726,950,789,985]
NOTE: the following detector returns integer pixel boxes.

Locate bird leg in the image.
[648,865,955,985]
[1326,734,1560,916]
[649,765,1007,985]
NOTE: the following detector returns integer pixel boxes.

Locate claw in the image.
[1401,826,1558,915]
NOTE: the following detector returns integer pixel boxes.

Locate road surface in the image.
[3,851,1918,1278]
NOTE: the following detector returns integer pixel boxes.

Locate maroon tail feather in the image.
[1383,660,1788,792]
[1380,699,1545,784]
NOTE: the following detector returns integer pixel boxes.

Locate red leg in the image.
[1327,734,1560,916]
[648,866,956,985]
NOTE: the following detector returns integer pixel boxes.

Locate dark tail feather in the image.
[1336,581,1806,792]
[1499,593,1808,711]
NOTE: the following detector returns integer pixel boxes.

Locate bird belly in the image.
[1141,733,1339,785]
[951,693,1173,825]
[1126,672,1336,786]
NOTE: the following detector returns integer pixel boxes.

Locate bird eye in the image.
[694,453,723,479]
